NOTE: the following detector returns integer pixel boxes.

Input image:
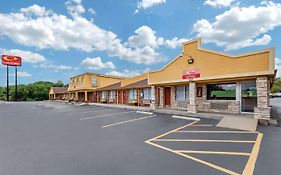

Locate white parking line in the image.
[102,115,155,128]
[67,107,111,115]
[79,111,135,120]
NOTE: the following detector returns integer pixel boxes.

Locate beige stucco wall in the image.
[149,39,275,85]
[121,73,148,87]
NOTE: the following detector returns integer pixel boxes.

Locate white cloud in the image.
[38,63,73,72]
[193,1,281,50]
[106,69,140,77]
[81,57,115,70]
[65,0,85,17]
[165,37,190,49]
[10,71,32,77]
[88,8,96,15]
[2,49,45,64]
[204,0,235,8]
[136,0,166,13]
[0,4,186,65]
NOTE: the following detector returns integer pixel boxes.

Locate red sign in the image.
[1,55,22,66]
[182,68,200,79]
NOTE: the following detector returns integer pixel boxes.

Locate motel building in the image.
[50,38,276,122]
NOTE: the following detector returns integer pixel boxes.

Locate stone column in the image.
[171,86,176,109]
[254,76,271,121]
[75,92,78,101]
[159,87,164,108]
[188,82,197,114]
[150,86,156,110]
[84,91,88,102]
[54,94,56,100]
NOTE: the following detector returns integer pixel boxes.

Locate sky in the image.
[0,0,281,86]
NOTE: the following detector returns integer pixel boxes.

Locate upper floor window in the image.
[207,83,236,100]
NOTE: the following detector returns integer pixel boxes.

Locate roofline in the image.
[149,37,275,74]
[70,72,127,79]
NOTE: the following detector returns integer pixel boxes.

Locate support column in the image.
[150,86,156,110]
[75,92,78,101]
[159,87,164,108]
[84,91,88,102]
[54,94,56,100]
[171,86,176,109]
[254,76,271,121]
[188,82,197,114]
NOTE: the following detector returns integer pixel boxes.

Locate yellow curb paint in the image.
[102,115,154,128]
[174,150,250,156]
[153,139,256,143]
[146,121,198,142]
[145,140,240,175]
[242,133,263,175]
[175,130,257,134]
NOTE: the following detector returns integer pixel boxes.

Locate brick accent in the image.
[188,82,197,113]
[150,86,156,110]
[254,76,271,120]
[171,86,176,109]
[159,87,164,108]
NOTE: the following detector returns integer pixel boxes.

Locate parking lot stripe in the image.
[102,115,155,128]
[145,140,240,175]
[153,139,256,143]
[67,108,115,115]
[146,121,199,142]
[79,111,135,120]
[189,124,213,127]
[175,130,257,134]
[174,150,251,156]
[242,133,263,175]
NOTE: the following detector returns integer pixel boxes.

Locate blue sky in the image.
[0,0,281,86]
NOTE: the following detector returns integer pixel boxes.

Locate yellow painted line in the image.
[242,133,263,175]
[175,130,257,134]
[189,124,213,127]
[145,140,240,175]
[102,115,154,128]
[174,150,250,156]
[153,139,256,143]
[146,120,199,142]
[80,111,135,120]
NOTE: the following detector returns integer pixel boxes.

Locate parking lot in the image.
[0,101,280,175]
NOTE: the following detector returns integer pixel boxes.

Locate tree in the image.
[272,78,281,93]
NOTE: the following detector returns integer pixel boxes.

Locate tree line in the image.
[0,81,66,101]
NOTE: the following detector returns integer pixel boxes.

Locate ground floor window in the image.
[129,89,137,99]
[142,88,151,99]
[176,85,189,101]
[109,90,115,99]
[207,83,236,100]
[101,91,106,99]
[241,81,257,112]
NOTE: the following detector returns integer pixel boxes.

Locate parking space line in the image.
[242,133,263,175]
[189,124,213,127]
[80,111,135,120]
[153,139,256,143]
[175,130,257,134]
[174,150,251,156]
[145,140,240,175]
[67,108,116,115]
[102,115,155,128]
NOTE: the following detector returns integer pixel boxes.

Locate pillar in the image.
[188,82,197,114]
[159,87,164,108]
[84,91,88,102]
[254,76,271,120]
[150,86,156,110]
[54,94,56,100]
[75,92,78,101]
[171,86,176,109]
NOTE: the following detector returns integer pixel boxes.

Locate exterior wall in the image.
[149,39,274,85]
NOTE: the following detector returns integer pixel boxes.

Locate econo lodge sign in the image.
[182,68,200,79]
[1,55,22,66]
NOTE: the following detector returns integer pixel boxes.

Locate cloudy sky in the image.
[0,0,281,85]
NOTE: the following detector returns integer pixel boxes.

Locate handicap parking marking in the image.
[102,115,155,128]
[145,120,263,175]
[79,111,136,120]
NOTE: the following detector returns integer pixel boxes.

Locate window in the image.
[101,91,106,99]
[143,88,151,100]
[176,85,189,101]
[92,77,98,86]
[207,83,236,100]
[129,89,137,99]
[109,91,115,99]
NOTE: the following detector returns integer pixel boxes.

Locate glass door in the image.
[241,81,257,113]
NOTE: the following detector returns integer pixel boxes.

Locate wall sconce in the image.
[188,56,194,64]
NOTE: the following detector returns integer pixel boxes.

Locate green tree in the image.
[272,78,281,93]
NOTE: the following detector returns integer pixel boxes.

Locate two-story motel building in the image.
[50,38,276,121]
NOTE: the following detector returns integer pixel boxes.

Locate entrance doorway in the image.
[241,81,257,113]
[164,87,171,107]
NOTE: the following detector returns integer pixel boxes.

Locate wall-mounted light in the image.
[188,56,194,64]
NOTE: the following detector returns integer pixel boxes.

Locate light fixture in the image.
[188,56,194,64]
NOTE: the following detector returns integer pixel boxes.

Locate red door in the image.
[164,87,171,107]
[118,90,122,104]
[123,90,128,105]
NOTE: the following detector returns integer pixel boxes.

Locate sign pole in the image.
[15,66,18,101]
[6,65,9,101]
